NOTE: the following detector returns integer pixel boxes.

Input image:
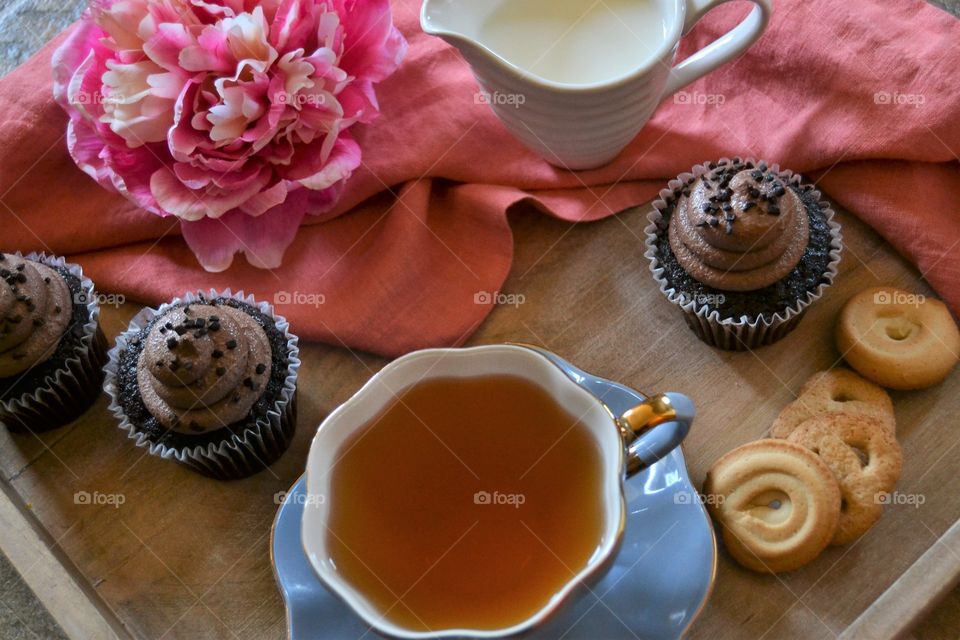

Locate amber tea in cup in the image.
[324,374,606,631]
[304,345,695,639]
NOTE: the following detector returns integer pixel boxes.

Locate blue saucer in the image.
[271,349,716,639]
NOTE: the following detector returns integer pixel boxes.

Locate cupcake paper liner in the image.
[0,252,107,433]
[644,158,843,350]
[103,289,300,480]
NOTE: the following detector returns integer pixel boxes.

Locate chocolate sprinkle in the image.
[111,297,290,452]
[166,337,178,350]
[255,363,266,375]
[212,349,224,359]
[226,339,237,350]
[653,184,834,321]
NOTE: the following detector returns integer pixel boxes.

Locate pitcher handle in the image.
[661,0,772,99]
[618,392,695,477]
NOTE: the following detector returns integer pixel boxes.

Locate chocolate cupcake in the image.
[103,290,299,479]
[0,252,107,432]
[645,158,842,350]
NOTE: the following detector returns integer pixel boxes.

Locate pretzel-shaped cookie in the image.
[770,369,895,438]
[703,439,841,573]
[787,412,902,545]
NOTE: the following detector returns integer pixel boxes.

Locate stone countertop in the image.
[0,1,958,639]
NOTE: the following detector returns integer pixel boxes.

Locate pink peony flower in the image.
[53,0,406,271]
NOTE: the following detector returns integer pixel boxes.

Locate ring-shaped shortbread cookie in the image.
[703,439,841,573]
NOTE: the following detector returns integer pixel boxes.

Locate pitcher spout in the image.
[420,0,488,53]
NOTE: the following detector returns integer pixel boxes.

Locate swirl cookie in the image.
[836,287,960,390]
[703,439,841,573]
[787,413,902,545]
[770,369,895,438]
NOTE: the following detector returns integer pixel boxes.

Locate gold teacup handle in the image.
[618,393,695,477]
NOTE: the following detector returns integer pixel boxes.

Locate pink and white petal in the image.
[239,180,288,216]
[168,83,208,160]
[66,117,113,190]
[279,129,349,182]
[66,49,109,122]
[103,142,166,213]
[304,182,344,218]
[188,0,242,22]
[269,0,313,51]
[52,18,103,108]
[179,215,243,272]
[295,135,360,191]
[180,26,234,73]
[338,0,407,82]
[335,80,379,124]
[143,22,196,70]
[150,164,271,220]
[180,198,307,271]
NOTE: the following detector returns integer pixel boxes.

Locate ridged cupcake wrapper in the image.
[1,252,106,433]
[644,157,843,351]
[103,289,301,480]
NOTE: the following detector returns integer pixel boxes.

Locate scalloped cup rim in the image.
[302,344,629,639]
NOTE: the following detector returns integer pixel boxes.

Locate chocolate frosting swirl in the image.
[136,303,272,434]
[0,254,73,378]
[669,162,809,292]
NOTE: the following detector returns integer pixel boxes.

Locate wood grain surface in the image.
[1,198,959,639]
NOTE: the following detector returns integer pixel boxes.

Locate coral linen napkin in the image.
[1,0,958,357]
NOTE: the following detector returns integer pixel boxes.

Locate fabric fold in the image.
[0,0,957,357]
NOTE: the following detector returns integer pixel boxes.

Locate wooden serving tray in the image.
[1,199,958,639]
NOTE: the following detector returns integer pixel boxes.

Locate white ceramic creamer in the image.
[422,0,772,170]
